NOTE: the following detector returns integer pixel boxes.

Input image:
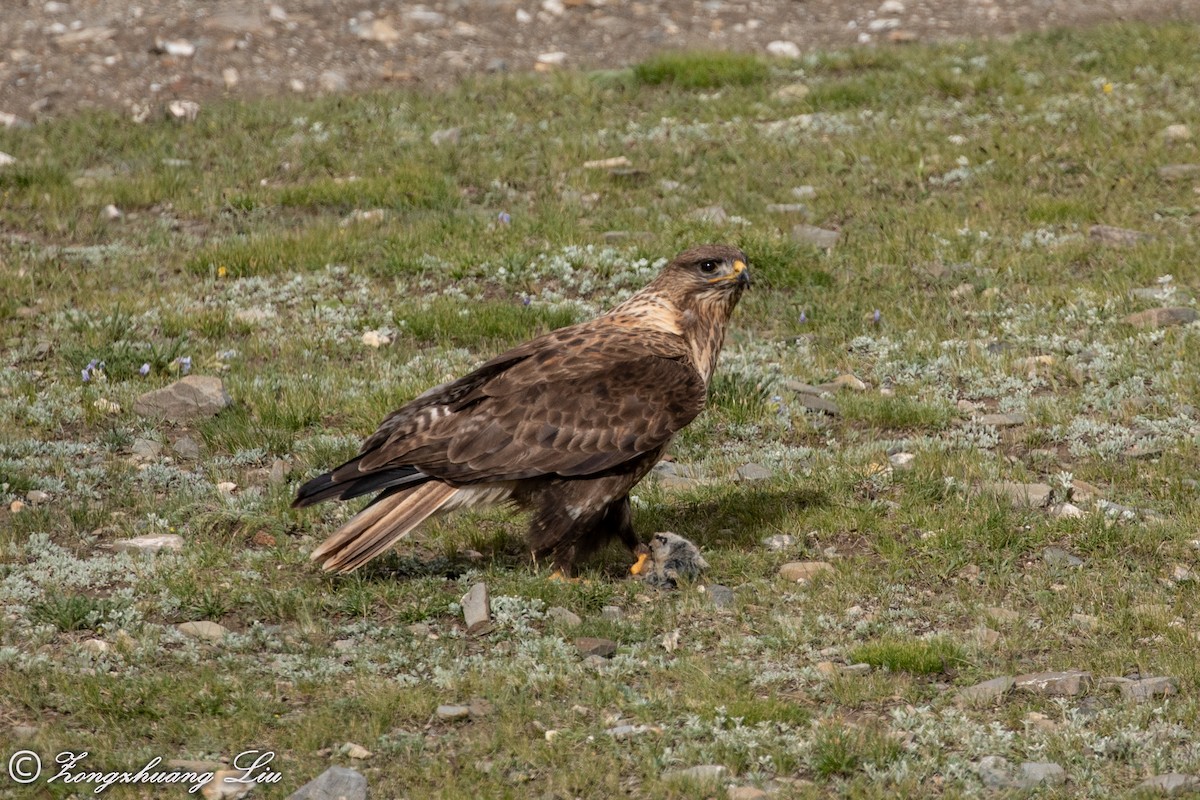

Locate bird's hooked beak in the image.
[734,259,751,288]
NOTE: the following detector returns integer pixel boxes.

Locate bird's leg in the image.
[598,496,649,576]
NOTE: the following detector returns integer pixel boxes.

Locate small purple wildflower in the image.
[81,368,91,382]
[799,310,807,324]
[139,362,151,376]
[498,211,511,225]
[873,309,882,323]
[521,294,532,307]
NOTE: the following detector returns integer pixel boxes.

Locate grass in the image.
[1,24,1200,799]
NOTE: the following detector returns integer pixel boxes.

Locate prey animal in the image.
[293,244,750,576]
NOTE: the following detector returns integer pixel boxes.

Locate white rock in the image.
[319,70,349,92]
[948,134,968,145]
[1163,124,1192,142]
[766,40,801,59]
[168,100,200,121]
[888,452,916,469]
[1050,502,1085,519]
[867,18,901,31]
[436,704,470,721]
[361,330,392,348]
[537,51,568,66]
[516,8,532,23]
[114,534,184,555]
[289,79,306,92]
[81,639,111,654]
[177,621,229,642]
[268,5,289,22]
[342,743,372,760]
[222,67,240,88]
[0,151,16,167]
[430,127,461,146]
[102,203,123,220]
[879,0,905,12]
[541,0,565,15]
[341,209,385,227]
[157,38,196,57]
[217,481,237,498]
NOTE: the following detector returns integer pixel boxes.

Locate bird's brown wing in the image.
[354,328,706,483]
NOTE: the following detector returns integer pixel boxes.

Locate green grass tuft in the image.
[632,51,769,89]
[848,636,966,674]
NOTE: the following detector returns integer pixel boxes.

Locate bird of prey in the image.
[293,243,750,576]
[632,532,710,588]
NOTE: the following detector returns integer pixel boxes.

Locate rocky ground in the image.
[3,0,1200,122]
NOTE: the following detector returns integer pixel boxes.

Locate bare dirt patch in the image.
[4,0,1200,121]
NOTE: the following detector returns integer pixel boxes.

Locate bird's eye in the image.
[699,260,720,274]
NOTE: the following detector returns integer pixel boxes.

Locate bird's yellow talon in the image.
[630,551,650,576]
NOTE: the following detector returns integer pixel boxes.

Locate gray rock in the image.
[978,412,1025,427]
[704,584,735,609]
[662,764,727,784]
[957,676,1014,705]
[114,534,184,555]
[287,766,367,800]
[436,704,470,721]
[134,376,231,423]
[1089,224,1152,247]
[605,723,657,739]
[840,663,872,676]
[318,71,348,92]
[131,438,162,461]
[430,127,461,146]
[25,489,50,504]
[1158,164,1200,182]
[1138,774,1200,795]
[778,561,833,583]
[795,393,840,415]
[791,224,840,250]
[462,583,491,635]
[762,534,795,551]
[1015,670,1093,697]
[1043,547,1084,568]
[546,606,582,627]
[173,436,201,459]
[1130,286,1193,303]
[575,637,617,658]
[689,205,729,224]
[979,481,1053,508]
[1124,307,1199,329]
[977,757,1066,790]
[735,462,772,482]
[269,459,288,484]
[728,787,770,800]
[177,621,229,642]
[1120,676,1178,703]
[984,607,1020,625]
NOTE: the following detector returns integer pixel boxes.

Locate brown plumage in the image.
[294,244,750,574]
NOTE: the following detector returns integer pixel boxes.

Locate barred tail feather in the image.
[311,482,461,573]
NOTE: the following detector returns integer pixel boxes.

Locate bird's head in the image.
[662,243,751,300]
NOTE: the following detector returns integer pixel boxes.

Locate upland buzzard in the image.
[294,243,750,575]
